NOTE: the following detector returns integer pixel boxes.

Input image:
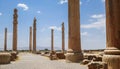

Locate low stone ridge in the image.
[0,53,11,64]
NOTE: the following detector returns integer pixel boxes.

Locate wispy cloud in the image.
[58,0,82,5]
[102,0,105,2]
[37,11,41,14]
[17,3,29,11]
[59,0,68,4]
[49,26,61,31]
[81,32,88,36]
[0,12,2,16]
[81,14,105,29]
[91,14,105,19]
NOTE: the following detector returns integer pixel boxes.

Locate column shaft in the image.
[62,22,65,53]
[13,8,18,51]
[103,0,120,69]
[66,0,83,62]
[33,17,37,52]
[29,27,32,52]
[51,29,54,51]
[4,28,7,51]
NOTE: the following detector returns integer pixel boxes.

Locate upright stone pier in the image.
[51,29,54,52]
[62,22,65,53]
[29,26,32,52]
[103,0,120,69]
[33,17,37,53]
[4,28,7,51]
[13,8,18,51]
[65,0,83,62]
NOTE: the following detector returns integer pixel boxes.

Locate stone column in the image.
[13,8,18,51]
[33,17,37,53]
[29,26,32,52]
[51,29,54,52]
[4,28,7,51]
[65,0,83,62]
[62,22,65,53]
[103,0,120,69]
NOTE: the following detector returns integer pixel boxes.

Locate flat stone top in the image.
[0,53,88,69]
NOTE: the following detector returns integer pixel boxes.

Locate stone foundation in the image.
[103,55,120,69]
[65,52,83,62]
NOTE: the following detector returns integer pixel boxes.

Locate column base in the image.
[103,55,120,69]
[65,50,83,63]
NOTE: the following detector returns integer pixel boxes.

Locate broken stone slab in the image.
[56,52,65,59]
[88,62,108,69]
[10,51,18,61]
[81,59,91,65]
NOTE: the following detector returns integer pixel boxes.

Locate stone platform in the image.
[0,53,87,69]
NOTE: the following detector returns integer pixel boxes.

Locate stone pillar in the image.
[103,0,120,69]
[13,8,18,51]
[65,0,83,62]
[62,22,65,53]
[29,26,32,52]
[4,28,7,51]
[51,29,54,52]
[33,17,37,53]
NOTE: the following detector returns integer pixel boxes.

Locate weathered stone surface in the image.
[88,62,108,69]
[13,8,18,51]
[49,51,57,60]
[103,0,120,69]
[81,59,91,65]
[62,22,65,53]
[0,53,11,64]
[33,17,37,53]
[51,29,54,51]
[56,52,65,59]
[4,28,7,51]
[65,49,83,62]
[10,51,17,61]
[93,56,102,61]
[66,0,83,62]
[29,26,32,52]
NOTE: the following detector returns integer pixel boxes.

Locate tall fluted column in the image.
[65,0,83,62]
[62,22,65,53]
[13,8,18,51]
[103,0,120,69]
[33,17,37,53]
[51,29,54,52]
[29,26,32,52]
[4,28,7,51]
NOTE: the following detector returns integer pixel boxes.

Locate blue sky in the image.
[0,0,106,50]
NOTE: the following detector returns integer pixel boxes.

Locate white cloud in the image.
[81,14,106,29]
[17,3,29,11]
[59,0,82,5]
[91,14,105,19]
[59,0,68,4]
[49,26,61,31]
[37,11,41,14]
[81,32,88,36]
[0,13,2,16]
[102,0,105,2]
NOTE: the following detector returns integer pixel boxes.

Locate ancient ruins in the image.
[4,28,7,51]
[33,17,37,53]
[12,8,18,51]
[0,0,120,69]
[65,0,83,62]
[29,26,32,52]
